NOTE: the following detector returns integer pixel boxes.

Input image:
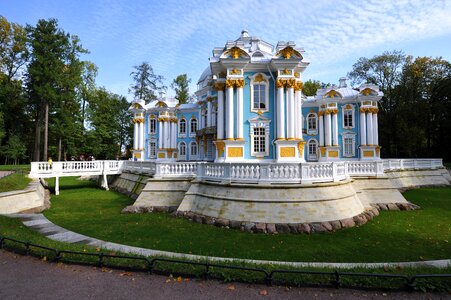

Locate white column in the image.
[133,121,138,150]
[366,112,373,145]
[360,110,366,146]
[236,85,244,140]
[319,114,324,146]
[138,122,144,149]
[276,84,285,139]
[207,101,212,127]
[225,83,234,140]
[287,86,295,139]
[373,112,378,146]
[158,120,163,149]
[332,112,338,146]
[171,121,176,149]
[295,91,303,139]
[163,121,169,148]
[325,113,332,146]
[217,89,224,140]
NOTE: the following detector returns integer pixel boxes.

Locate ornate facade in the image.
[131,30,382,162]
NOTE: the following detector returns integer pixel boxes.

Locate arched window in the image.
[179,119,186,135]
[307,113,317,134]
[179,142,186,156]
[250,73,269,113]
[190,118,198,136]
[190,142,198,159]
[308,139,318,161]
[342,104,355,129]
[149,116,157,134]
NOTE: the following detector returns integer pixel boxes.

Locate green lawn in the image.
[0,172,31,193]
[42,177,451,263]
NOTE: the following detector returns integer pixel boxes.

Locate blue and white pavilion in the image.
[131,30,382,163]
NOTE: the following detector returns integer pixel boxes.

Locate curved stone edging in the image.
[122,202,420,234]
[8,213,450,269]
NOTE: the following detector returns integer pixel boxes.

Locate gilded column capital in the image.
[294,81,304,92]
[235,78,245,88]
[226,79,235,88]
[214,82,225,91]
[286,78,296,88]
[276,78,285,88]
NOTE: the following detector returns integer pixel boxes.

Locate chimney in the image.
[338,77,348,88]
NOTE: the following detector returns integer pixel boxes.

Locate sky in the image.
[2,0,451,100]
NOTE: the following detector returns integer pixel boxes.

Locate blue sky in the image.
[2,0,451,100]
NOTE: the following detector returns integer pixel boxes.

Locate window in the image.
[343,106,354,128]
[250,73,269,113]
[190,142,198,159]
[308,139,318,161]
[149,117,156,134]
[253,127,266,154]
[307,113,317,134]
[342,133,356,157]
[179,142,186,156]
[253,84,266,109]
[190,118,198,135]
[179,119,186,135]
[149,141,156,158]
[249,116,271,157]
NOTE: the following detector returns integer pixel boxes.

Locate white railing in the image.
[30,159,444,184]
[383,159,443,171]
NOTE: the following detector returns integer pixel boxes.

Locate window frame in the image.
[189,118,198,137]
[178,118,186,137]
[342,104,355,129]
[148,115,157,134]
[178,141,186,158]
[249,73,270,113]
[148,140,157,158]
[189,141,198,160]
[249,117,271,157]
[342,132,356,157]
[307,139,318,161]
[307,113,318,135]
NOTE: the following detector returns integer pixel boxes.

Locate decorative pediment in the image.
[155,101,168,108]
[249,115,271,124]
[223,46,249,59]
[360,87,378,96]
[324,89,342,99]
[275,46,302,59]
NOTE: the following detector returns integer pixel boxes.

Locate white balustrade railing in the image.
[30,159,444,184]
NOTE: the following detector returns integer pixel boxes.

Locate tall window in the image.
[343,109,353,128]
[307,113,317,133]
[149,141,156,158]
[190,118,198,135]
[179,142,186,156]
[253,84,266,109]
[149,118,156,134]
[342,133,356,157]
[179,119,186,134]
[190,142,198,158]
[308,139,318,161]
[253,127,266,154]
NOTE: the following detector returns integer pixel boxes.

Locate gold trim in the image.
[328,150,339,158]
[297,141,306,158]
[280,147,296,157]
[363,150,374,157]
[228,147,243,157]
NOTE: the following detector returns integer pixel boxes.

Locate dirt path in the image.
[0,250,447,300]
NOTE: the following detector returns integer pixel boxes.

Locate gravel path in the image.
[1,250,448,300]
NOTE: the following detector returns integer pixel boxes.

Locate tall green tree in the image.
[129,62,166,103]
[2,134,27,164]
[171,74,191,104]
[302,79,328,96]
[84,88,131,159]
[348,50,407,157]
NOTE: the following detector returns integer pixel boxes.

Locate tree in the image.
[348,51,407,157]
[2,134,27,164]
[302,79,328,96]
[129,62,166,103]
[171,74,191,104]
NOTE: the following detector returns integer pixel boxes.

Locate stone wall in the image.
[0,179,50,214]
[109,172,152,199]
[386,169,451,190]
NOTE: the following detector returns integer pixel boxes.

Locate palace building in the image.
[130,30,382,163]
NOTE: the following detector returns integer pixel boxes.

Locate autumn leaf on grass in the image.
[177,276,183,283]
[95,247,101,252]
[259,289,268,296]
[227,284,236,291]
[41,256,47,262]
[120,272,132,276]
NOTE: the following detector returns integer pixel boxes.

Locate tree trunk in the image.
[58,137,62,161]
[43,102,49,161]
[34,118,41,161]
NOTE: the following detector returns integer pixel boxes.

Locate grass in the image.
[0,172,31,193]
[0,164,30,172]
[42,177,451,263]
